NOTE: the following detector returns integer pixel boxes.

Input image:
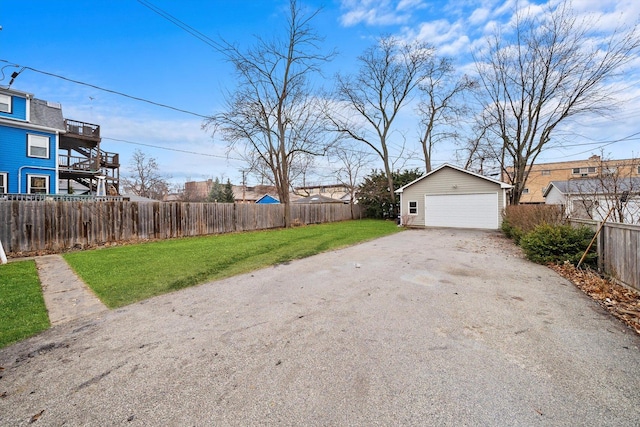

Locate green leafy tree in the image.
[357,169,422,219]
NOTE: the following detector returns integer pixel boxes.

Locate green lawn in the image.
[0,260,50,348]
[64,219,400,308]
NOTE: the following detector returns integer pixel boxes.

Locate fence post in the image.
[233,202,237,232]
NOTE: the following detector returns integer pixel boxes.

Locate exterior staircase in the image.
[58,119,120,194]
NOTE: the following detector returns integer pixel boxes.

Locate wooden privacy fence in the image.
[571,219,640,292]
[0,200,360,256]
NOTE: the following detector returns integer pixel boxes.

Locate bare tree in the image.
[121,149,170,200]
[417,58,475,172]
[205,0,335,227]
[330,143,373,218]
[475,0,640,205]
[330,36,437,207]
[571,156,640,224]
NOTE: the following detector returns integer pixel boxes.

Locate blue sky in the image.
[2,0,639,188]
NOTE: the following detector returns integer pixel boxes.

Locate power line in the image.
[103,137,243,161]
[135,0,223,52]
[0,59,210,119]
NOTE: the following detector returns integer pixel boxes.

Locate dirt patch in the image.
[550,263,640,335]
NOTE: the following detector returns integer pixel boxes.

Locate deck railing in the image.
[58,154,99,172]
[64,119,101,141]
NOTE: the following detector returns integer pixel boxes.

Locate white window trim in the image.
[0,172,7,194]
[0,93,11,113]
[27,174,49,194]
[408,200,418,215]
[27,134,50,158]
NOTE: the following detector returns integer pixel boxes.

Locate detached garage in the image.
[395,164,512,230]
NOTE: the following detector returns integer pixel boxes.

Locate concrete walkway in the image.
[34,255,107,325]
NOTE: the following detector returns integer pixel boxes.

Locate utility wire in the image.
[0,59,210,119]
[103,137,243,161]
[135,0,223,51]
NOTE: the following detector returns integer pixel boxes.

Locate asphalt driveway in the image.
[1,228,639,426]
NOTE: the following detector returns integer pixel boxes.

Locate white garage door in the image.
[425,193,499,229]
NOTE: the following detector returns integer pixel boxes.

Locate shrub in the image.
[520,224,596,266]
[501,216,525,244]
[502,205,564,244]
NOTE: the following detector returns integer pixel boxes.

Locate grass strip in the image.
[64,219,399,308]
[0,260,50,348]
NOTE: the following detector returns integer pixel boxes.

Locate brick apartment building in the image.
[504,155,640,204]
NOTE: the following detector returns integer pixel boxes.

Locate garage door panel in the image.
[425,193,498,229]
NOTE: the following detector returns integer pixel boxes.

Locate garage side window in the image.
[408,200,418,215]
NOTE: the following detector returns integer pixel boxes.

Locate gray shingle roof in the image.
[293,194,345,204]
[30,98,65,131]
[548,177,640,195]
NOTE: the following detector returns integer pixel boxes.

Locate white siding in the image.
[544,186,566,205]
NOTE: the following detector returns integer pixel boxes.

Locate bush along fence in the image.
[0,200,361,256]
[570,219,640,292]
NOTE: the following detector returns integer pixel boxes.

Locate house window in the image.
[408,200,418,215]
[27,174,49,194]
[0,94,11,113]
[541,170,550,176]
[522,188,529,194]
[0,173,7,194]
[27,134,50,158]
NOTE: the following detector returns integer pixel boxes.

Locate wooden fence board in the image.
[0,200,359,256]
[571,219,640,291]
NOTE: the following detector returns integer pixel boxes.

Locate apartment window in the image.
[602,166,617,175]
[27,134,50,158]
[408,201,418,215]
[541,170,550,176]
[0,94,11,113]
[572,167,596,176]
[637,165,640,174]
[27,174,49,194]
[0,173,7,193]
[522,188,530,194]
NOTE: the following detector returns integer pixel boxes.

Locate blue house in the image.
[0,88,65,194]
[0,87,120,196]
[255,194,280,204]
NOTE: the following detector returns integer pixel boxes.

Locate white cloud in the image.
[339,0,425,27]
[406,19,472,56]
[469,7,491,25]
[397,0,427,12]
